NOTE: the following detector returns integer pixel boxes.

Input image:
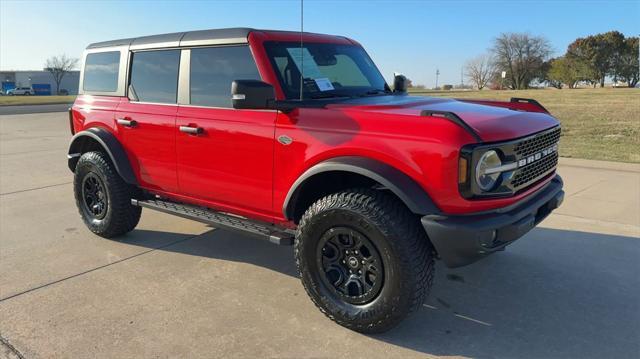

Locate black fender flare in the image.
[283,156,441,219]
[67,127,138,185]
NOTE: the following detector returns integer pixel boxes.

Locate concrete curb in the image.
[559,157,640,173]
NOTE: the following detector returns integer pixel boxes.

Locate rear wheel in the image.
[73,151,141,238]
[295,189,435,333]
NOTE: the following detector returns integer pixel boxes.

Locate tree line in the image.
[465,31,639,90]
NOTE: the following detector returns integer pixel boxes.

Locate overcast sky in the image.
[1,0,638,86]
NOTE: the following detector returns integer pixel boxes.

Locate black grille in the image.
[513,127,561,157]
[512,152,558,188]
[511,127,561,190]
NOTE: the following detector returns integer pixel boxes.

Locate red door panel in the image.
[115,99,178,192]
[176,106,277,216]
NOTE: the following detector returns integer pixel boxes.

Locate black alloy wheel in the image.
[81,173,108,220]
[317,227,384,305]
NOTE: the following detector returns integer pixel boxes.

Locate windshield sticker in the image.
[286,48,323,79]
[314,78,335,92]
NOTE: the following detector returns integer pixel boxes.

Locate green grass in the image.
[411,88,640,163]
[0,95,76,106]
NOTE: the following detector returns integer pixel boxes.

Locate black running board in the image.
[131,199,295,245]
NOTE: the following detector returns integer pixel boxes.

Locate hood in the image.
[330,95,560,143]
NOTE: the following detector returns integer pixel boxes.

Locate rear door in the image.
[176,46,277,217]
[115,49,181,192]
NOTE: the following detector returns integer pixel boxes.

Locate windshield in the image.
[264,41,389,100]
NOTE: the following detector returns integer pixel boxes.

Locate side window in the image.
[83,51,120,92]
[129,50,180,104]
[190,46,261,108]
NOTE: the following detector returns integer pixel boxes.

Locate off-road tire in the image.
[73,151,141,238]
[295,188,435,333]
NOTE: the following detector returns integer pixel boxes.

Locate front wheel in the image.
[295,189,435,333]
[73,151,141,238]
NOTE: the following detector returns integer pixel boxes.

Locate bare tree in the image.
[465,54,495,90]
[492,33,551,89]
[45,54,78,95]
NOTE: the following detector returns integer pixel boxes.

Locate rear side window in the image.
[83,51,120,92]
[190,46,261,108]
[130,50,180,104]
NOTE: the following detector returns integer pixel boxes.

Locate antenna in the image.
[299,0,304,101]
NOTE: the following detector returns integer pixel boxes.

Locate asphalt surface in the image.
[0,103,72,115]
[1,111,639,358]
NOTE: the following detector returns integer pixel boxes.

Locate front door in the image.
[115,49,181,193]
[176,46,277,218]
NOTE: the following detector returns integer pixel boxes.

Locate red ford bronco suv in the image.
[68,28,564,333]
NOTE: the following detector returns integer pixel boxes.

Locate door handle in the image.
[179,126,204,135]
[117,117,137,127]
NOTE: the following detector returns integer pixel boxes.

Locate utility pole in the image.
[435,69,440,89]
[460,67,464,87]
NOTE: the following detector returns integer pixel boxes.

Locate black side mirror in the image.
[231,80,276,110]
[393,74,408,93]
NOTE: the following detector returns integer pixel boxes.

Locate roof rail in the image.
[87,28,254,50]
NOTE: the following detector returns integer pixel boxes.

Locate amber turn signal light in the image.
[458,157,468,184]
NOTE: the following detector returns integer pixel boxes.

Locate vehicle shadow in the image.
[124,226,640,359]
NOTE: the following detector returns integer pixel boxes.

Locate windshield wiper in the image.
[309,92,352,99]
[359,89,392,97]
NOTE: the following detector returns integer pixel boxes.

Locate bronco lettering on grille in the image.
[517,143,558,168]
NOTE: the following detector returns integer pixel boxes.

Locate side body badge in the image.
[278,135,293,146]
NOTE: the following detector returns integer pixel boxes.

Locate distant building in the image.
[1,70,80,95]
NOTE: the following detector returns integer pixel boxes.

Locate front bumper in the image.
[422,175,564,268]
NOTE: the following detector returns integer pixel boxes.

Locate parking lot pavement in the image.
[1,112,639,359]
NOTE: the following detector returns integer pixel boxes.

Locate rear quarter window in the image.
[83,51,120,92]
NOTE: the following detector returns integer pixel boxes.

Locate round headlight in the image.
[475,150,502,191]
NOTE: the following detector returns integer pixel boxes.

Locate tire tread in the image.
[295,188,434,333]
[74,151,141,238]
